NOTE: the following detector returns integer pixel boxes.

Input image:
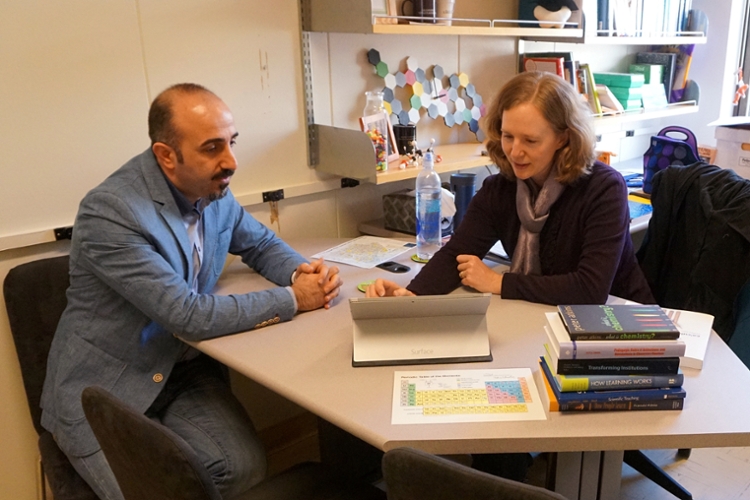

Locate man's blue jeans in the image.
[66,354,267,499]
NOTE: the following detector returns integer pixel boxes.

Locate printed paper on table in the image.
[312,236,413,269]
[392,368,546,424]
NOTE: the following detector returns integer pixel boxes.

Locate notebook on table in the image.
[349,293,493,367]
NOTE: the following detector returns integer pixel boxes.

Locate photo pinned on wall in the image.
[360,111,399,171]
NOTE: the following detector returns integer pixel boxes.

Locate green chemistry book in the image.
[557,304,680,341]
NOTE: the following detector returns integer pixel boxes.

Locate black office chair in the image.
[81,385,386,500]
[382,447,568,500]
[3,255,98,500]
[634,162,750,500]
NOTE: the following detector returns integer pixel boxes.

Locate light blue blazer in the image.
[41,149,306,457]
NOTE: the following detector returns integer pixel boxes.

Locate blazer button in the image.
[153,373,164,383]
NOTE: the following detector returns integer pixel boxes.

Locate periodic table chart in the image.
[392,368,547,424]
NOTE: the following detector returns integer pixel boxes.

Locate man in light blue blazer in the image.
[40,83,342,500]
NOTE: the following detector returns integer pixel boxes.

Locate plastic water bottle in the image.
[416,150,442,260]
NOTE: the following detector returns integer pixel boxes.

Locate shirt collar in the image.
[163,173,207,216]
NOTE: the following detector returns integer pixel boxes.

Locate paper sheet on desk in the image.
[392,368,546,424]
[311,236,414,269]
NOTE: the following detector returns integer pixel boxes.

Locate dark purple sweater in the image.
[407,162,655,305]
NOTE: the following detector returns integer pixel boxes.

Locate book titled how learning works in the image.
[539,357,686,406]
[557,304,680,341]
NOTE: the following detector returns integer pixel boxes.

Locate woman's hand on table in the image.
[456,255,503,295]
[365,279,415,298]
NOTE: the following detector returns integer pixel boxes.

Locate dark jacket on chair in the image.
[637,163,750,341]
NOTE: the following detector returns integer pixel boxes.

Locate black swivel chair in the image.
[633,162,750,500]
[3,255,98,500]
[382,447,568,500]
[81,385,386,500]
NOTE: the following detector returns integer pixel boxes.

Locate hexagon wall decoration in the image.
[367,48,486,141]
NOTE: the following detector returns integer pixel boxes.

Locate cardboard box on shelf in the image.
[710,117,750,179]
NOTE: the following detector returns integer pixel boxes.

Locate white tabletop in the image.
[190,238,750,455]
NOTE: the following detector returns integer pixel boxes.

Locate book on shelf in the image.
[557,304,681,341]
[595,85,624,114]
[544,312,686,360]
[538,362,685,412]
[635,52,677,104]
[523,56,565,78]
[519,52,577,89]
[540,356,686,404]
[544,343,681,376]
[578,63,602,115]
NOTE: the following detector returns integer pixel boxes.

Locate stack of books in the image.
[540,304,687,412]
[593,72,645,111]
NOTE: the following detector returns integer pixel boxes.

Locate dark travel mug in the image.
[450,173,476,230]
[392,124,417,155]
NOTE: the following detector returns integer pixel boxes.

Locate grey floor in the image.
[526,447,750,499]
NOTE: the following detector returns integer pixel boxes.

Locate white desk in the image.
[190,238,750,500]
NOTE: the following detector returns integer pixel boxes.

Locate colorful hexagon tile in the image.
[409,94,422,110]
[391,99,403,116]
[375,61,389,78]
[420,93,432,109]
[384,74,397,89]
[367,49,381,66]
[366,49,486,139]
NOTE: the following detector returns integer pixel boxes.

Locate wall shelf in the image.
[314,124,490,185]
[371,23,583,39]
[593,102,699,128]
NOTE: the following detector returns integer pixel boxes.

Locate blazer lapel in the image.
[139,150,193,281]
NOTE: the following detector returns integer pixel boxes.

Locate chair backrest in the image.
[382,448,568,500]
[81,386,222,500]
[4,255,70,434]
[637,163,750,341]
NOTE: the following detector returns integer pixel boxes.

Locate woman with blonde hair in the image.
[368,71,653,305]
